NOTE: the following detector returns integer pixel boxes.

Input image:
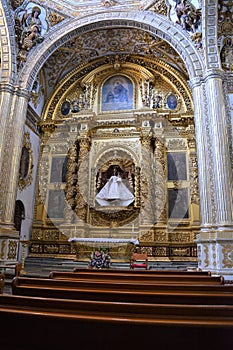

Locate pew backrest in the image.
[49,270,224,284]
[1,295,232,350]
[73,268,212,276]
[1,294,233,324]
[12,276,233,305]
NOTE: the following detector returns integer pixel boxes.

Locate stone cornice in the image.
[0,82,30,99]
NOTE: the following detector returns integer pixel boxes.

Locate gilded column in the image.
[153,136,167,224]
[140,128,155,224]
[75,134,91,223]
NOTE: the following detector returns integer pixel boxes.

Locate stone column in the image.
[0,85,30,262]
[189,77,213,228]
[191,71,233,279]
[0,84,15,174]
[204,70,232,228]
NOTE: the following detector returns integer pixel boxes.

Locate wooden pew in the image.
[0,273,5,293]
[1,293,233,324]
[12,276,232,292]
[0,294,233,349]
[11,276,233,305]
[49,270,224,284]
[73,267,212,275]
[0,262,22,277]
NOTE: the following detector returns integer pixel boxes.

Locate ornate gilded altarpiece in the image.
[30,56,199,263]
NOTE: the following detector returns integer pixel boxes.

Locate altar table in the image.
[68,237,139,261]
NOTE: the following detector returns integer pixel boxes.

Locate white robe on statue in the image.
[95,175,134,206]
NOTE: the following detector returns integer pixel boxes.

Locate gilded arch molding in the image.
[17,10,204,90]
[93,144,141,171]
[44,54,193,120]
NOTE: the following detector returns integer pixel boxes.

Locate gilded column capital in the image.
[140,130,152,149]
[39,122,56,137]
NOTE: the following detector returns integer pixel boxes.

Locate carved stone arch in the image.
[83,62,155,86]
[0,0,18,83]
[204,1,222,70]
[93,144,140,172]
[17,10,204,90]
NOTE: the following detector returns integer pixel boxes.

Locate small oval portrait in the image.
[167,94,178,110]
[61,100,71,116]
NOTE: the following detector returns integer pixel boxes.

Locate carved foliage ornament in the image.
[101,0,117,7]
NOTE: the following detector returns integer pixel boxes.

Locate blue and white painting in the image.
[167,94,178,110]
[102,75,133,111]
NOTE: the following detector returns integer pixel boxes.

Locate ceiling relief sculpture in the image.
[42,28,188,101]
[11,0,202,74]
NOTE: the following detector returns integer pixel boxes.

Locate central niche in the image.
[95,164,135,207]
[101,75,134,111]
[89,152,140,227]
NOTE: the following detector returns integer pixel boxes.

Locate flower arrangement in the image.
[89,250,111,269]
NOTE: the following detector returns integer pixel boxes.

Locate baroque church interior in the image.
[0,0,233,280]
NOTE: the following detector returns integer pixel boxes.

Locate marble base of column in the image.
[195,228,233,280]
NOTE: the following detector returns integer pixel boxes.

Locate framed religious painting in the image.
[50,157,68,183]
[168,188,189,219]
[47,190,66,218]
[102,75,134,111]
[18,132,33,191]
[167,152,187,181]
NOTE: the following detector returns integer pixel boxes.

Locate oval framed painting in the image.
[18,132,33,191]
[167,94,178,110]
[61,100,71,116]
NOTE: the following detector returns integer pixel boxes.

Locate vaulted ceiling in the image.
[41,27,189,102]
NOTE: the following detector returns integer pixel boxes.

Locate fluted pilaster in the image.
[204,69,233,227]
[189,77,213,227]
